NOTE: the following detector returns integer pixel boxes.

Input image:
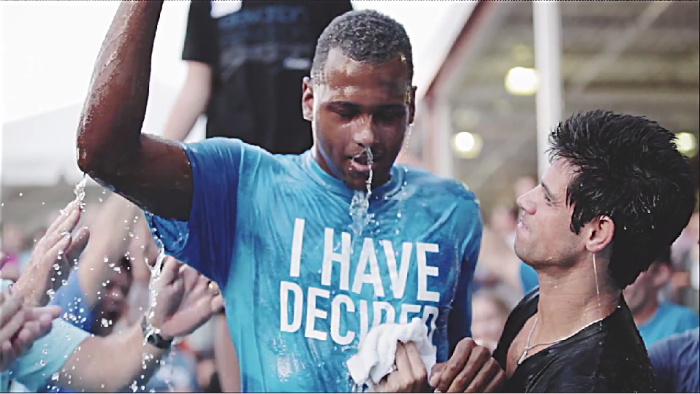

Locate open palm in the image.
[158,260,224,339]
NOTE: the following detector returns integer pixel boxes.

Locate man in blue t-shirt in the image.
[76,3,504,392]
[623,247,699,347]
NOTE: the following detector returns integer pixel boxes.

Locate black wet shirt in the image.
[493,290,656,393]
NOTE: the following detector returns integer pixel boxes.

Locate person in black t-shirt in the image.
[163,0,353,154]
[487,110,696,392]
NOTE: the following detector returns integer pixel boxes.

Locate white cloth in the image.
[346,318,436,391]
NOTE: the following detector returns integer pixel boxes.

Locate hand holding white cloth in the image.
[346,318,437,391]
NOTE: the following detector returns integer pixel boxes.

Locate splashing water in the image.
[349,148,374,237]
[143,248,167,340]
[74,176,88,210]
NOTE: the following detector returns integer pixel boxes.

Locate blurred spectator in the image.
[0,223,26,281]
[490,203,518,250]
[471,290,511,352]
[623,247,699,347]
[648,327,699,393]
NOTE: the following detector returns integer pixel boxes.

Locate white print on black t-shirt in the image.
[210,1,242,18]
[280,218,442,346]
[215,4,315,78]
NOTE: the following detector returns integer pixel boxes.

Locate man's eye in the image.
[335,109,356,119]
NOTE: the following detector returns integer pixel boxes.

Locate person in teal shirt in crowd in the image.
[623,247,699,346]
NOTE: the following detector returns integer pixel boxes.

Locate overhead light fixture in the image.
[505,67,538,96]
[675,132,698,157]
[452,132,483,159]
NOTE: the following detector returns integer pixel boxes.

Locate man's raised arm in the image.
[76,0,192,220]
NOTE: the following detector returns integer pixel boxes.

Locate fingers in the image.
[0,310,26,344]
[66,227,90,263]
[45,201,78,235]
[0,295,24,327]
[158,257,182,286]
[447,345,490,393]
[404,342,428,387]
[45,234,73,267]
[432,339,474,393]
[1,340,17,371]
[210,294,225,313]
[395,342,413,386]
[465,359,505,393]
[25,305,62,322]
[42,203,81,251]
[180,265,200,292]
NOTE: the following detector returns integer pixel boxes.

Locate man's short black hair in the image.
[311,9,413,84]
[549,110,696,288]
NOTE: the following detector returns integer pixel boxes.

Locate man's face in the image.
[302,48,416,191]
[514,159,585,268]
[102,262,133,316]
[623,263,669,314]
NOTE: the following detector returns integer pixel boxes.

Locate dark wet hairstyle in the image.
[548,110,695,288]
[311,10,413,84]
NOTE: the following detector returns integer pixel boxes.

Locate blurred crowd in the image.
[1,197,239,392]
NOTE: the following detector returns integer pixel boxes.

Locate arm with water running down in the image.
[77,1,259,284]
[76,0,193,221]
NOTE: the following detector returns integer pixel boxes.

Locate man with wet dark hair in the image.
[491,110,696,392]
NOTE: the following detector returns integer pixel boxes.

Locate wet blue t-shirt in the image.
[148,138,482,392]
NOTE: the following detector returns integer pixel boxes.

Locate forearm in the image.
[214,314,242,392]
[59,322,167,392]
[76,0,163,182]
[75,0,193,220]
[162,63,212,142]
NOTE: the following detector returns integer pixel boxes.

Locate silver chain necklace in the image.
[518,315,605,365]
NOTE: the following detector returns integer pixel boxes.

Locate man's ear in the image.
[408,86,417,124]
[302,77,314,122]
[585,215,615,253]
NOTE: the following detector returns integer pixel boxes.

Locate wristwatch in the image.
[141,316,173,350]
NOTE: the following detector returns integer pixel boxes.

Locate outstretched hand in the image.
[13,201,90,307]
[149,257,224,339]
[0,293,62,371]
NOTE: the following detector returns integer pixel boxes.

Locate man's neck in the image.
[534,262,621,343]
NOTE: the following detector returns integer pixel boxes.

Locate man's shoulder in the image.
[400,166,479,205]
[544,342,655,393]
